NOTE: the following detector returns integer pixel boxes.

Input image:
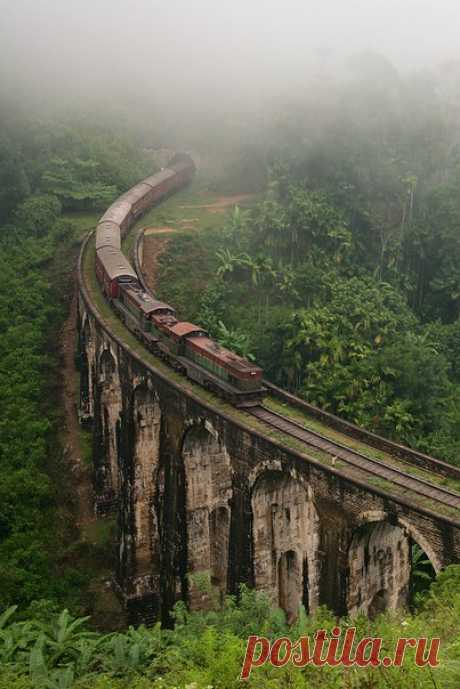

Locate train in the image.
[94,154,265,407]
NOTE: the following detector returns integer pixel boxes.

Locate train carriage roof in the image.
[99,200,132,226]
[97,247,138,282]
[95,221,121,251]
[121,183,154,206]
[122,285,175,316]
[142,168,176,189]
[168,322,207,338]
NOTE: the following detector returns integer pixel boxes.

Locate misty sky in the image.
[1,0,459,111]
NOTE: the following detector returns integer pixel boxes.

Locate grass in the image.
[131,180,253,233]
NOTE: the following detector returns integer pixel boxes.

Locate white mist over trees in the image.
[1,0,460,118]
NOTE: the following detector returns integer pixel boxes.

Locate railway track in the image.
[248,405,460,511]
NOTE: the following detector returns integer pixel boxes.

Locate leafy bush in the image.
[0,575,459,688]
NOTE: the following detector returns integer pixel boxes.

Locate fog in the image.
[1,1,459,104]
[1,0,460,156]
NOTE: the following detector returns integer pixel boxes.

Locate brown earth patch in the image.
[144,226,177,235]
[180,194,253,213]
[142,234,173,292]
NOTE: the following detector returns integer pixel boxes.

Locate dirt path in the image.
[59,278,95,530]
[142,228,177,292]
[180,193,253,213]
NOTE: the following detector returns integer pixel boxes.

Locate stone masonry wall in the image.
[77,284,460,624]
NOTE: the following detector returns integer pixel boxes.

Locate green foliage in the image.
[410,544,436,604]
[0,112,160,613]
[0,189,93,610]
[1,574,460,688]
[252,185,352,266]
[0,135,30,223]
[13,196,62,237]
[41,158,117,211]
[156,87,460,464]
[0,117,154,223]
[214,321,255,360]
[0,231,61,607]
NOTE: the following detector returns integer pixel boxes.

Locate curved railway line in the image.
[134,204,460,521]
[247,405,460,511]
[81,157,460,525]
[135,225,460,519]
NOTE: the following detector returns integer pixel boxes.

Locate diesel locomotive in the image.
[94,154,265,407]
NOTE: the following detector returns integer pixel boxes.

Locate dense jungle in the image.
[1,56,460,687]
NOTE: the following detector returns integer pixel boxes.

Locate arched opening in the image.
[394,518,440,610]
[368,589,389,619]
[97,348,122,503]
[99,348,117,383]
[278,550,301,624]
[251,471,319,620]
[79,315,94,421]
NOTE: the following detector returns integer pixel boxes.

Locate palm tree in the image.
[215,249,239,279]
[216,321,255,360]
[224,205,249,245]
[410,543,435,604]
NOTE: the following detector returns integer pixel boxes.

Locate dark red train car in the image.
[95,247,138,298]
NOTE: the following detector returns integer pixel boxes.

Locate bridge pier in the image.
[251,471,320,621]
[347,521,410,617]
[182,422,233,609]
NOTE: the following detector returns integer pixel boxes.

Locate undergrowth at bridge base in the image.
[1,570,460,689]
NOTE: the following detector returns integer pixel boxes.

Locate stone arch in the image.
[397,518,443,574]
[99,346,119,381]
[181,422,232,607]
[251,471,319,620]
[356,511,442,572]
[347,520,410,617]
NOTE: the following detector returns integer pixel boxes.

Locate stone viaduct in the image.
[78,232,460,626]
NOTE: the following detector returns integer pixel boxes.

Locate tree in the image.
[41,157,117,211]
[215,321,255,360]
[0,135,29,224]
[13,195,61,237]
